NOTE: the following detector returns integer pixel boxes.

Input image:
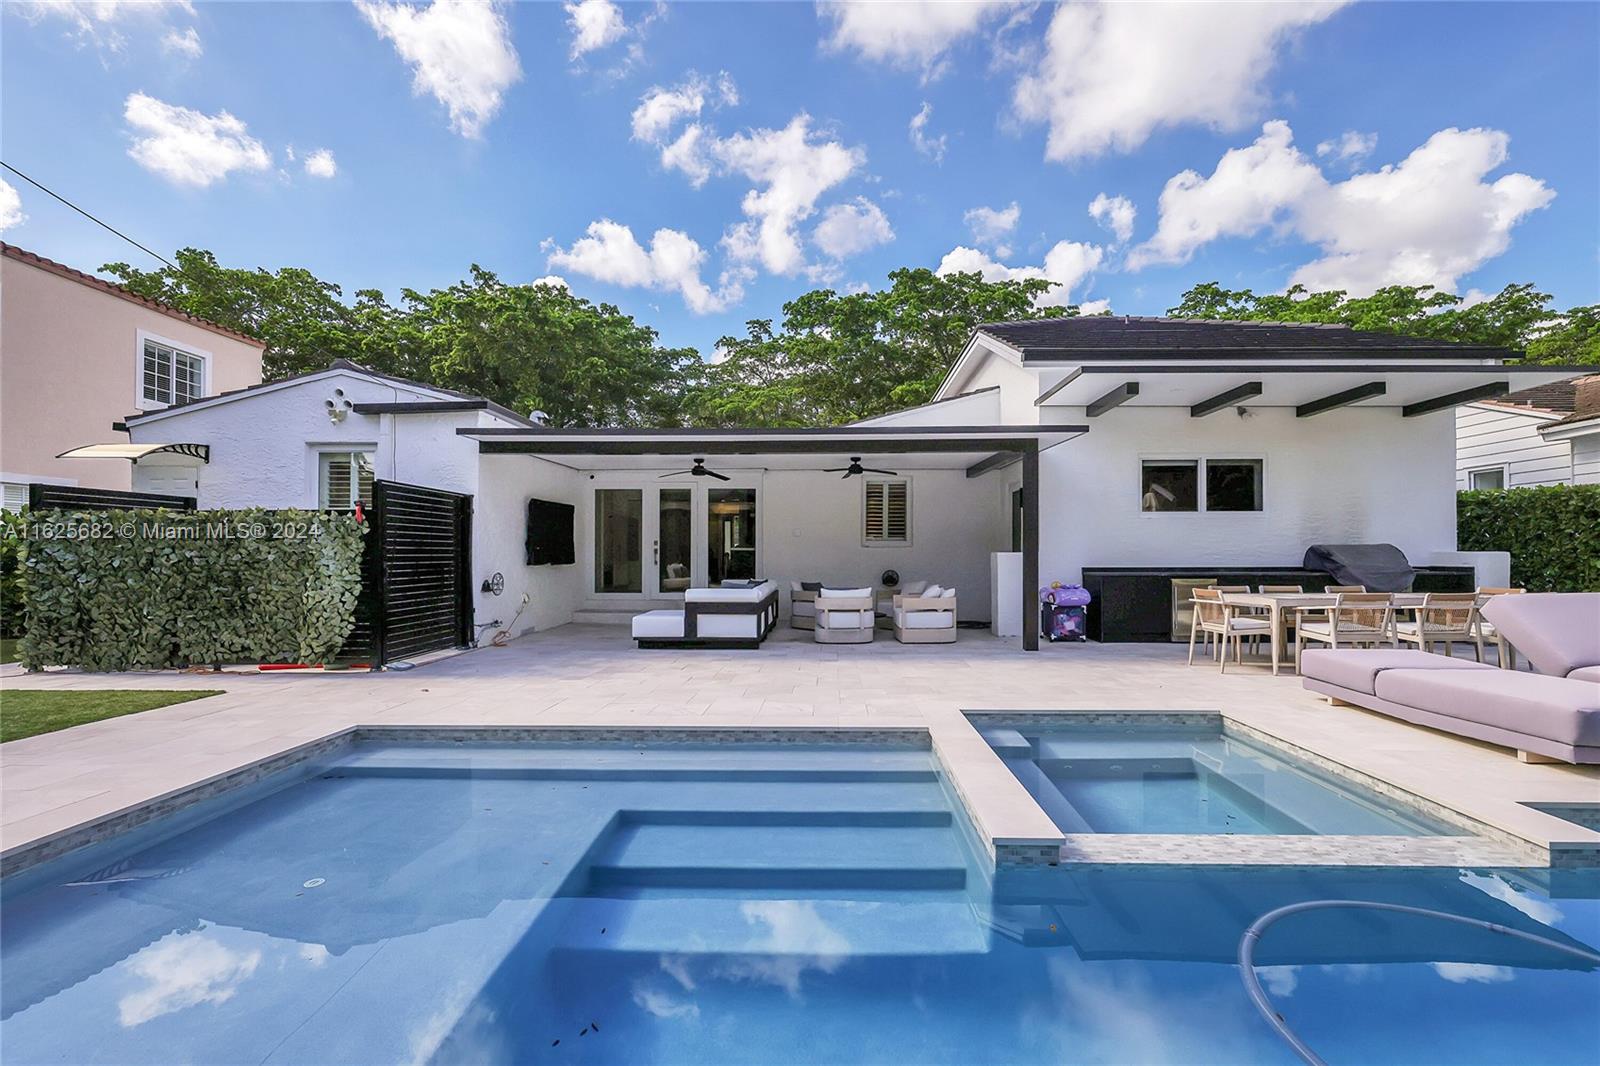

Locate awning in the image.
[56,442,210,465]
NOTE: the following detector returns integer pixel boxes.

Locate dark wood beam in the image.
[1190,381,1263,418]
[1021,446,1039,652]
[1086,381,1139,417]
[1033,367,1083,406]
[1296,381,1386,418]
[1401,381,1510,418]
[966,452,1020,479]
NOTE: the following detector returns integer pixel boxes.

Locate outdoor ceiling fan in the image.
[659,457,730,481]
[824,456,899,479]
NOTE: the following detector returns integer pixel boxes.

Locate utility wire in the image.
[0,160,176,269]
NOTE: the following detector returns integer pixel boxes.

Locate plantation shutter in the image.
[863,480,909,543]
[320,452,375,509]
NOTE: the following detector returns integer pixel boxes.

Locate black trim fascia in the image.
[475,436,1054,456]
[353,400,489,414]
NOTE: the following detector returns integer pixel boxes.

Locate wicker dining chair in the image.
[1189,587,1270,673]
[1474,586,1528,668]
[1395,592,1481,659]
[1292,592,1397,671]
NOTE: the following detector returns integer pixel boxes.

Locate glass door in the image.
[595,483,758,596]
[594,488,644,594]
[657,488,694,596]
[707,488,758,584]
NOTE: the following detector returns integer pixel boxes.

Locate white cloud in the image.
[631,72,737,186]
[303,148,338,179]
[547,219,741,314]
[936,239,1103,307]
[1316,129,1377,165]
[1078,297,1111,315]
[1257,966,1300,997]
[1129,120,1556,295]
[13,0,194,52]
[0,179,25,233]
[118,934,260,1027]
[531,274,568,290]
[964,201,1020,256]
[1431,963,1515,985]
[1088,192,1135,244]
[818,1,1011,81]
[123,92,272,188]
[813,197,894,260]
[1013,1,1346,161]
[714,115,865,276]
[356,0,521,139]
[159,25,201,57]
[908,101,947,163]
[565,0,625,58]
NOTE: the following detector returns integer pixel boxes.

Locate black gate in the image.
[28,484,197,511]
[362,480,473,665]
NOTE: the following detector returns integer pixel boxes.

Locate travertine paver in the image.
[2,625,1598,865]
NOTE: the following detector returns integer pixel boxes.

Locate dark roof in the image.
[977,316,1519,361]
[1481,377,1579,413]
[125,358,535,427]
[1,242,266,347]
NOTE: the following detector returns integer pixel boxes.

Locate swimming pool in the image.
[2,740,1596,1064]
[985,724,1459,836]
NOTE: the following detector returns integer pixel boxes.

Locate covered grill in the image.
[1302,544,1417,592]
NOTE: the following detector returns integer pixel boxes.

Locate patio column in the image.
[1021,444,1039,651]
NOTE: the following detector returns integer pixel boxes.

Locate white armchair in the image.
[893,585,957,644]
[813,587,876,645]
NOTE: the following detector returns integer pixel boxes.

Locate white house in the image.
[98,318,1574,655]
[1455,375,1600,489]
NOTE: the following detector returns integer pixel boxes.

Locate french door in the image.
[593,483,759,598]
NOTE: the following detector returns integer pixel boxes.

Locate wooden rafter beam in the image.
[1086,381,1139,417]
[1296,381,1386,418]
[1401,382,1510,418]
[1190,381,1263,418]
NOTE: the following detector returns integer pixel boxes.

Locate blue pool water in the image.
[988,726,1459,836]
[2,742,1597,1064]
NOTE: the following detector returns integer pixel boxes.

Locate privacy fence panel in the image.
[365,480,473,664]
[28,484,196,512]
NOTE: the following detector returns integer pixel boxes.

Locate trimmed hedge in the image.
[18,508,365,671]
[1,510,24,639]
[1458,484,1600,593]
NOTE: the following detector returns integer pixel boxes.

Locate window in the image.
[863,479,910,544]
[1469,466,1506,491]
[1142,459,1264,513]
[2,483,27,513]
[319,451,374,509]
[1206,459,1264,512]
[142,339,205,407]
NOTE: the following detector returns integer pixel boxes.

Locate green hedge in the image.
[1458,484,1600,592]
[18,508,366,671]
[1,510,24,639]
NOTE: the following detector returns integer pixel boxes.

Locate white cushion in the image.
[924,584,945,598]
[940,587,956,599]
[816,609,873,630]
[790,580,804,593]
[632,609,761,639]
[632,610,685,639]
[895,608,954,630]
[686,581,774,603]
[902,581,928,596]
[820,586,871,598]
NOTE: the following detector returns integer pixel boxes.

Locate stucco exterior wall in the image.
[0,253,262,491]
[473,453,583,638]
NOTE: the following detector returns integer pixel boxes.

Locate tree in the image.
[690,268,1073,426]
[1526,305,1600,365]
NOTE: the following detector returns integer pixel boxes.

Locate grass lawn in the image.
[0,638,17,664]
[0,690,223,743]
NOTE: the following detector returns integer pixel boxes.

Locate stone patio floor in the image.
[3,625,1597,867]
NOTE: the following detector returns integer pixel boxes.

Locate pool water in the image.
[987,726,1458,835]
[3,742,1597,1064]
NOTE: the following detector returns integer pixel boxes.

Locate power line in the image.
[0,160,176,269]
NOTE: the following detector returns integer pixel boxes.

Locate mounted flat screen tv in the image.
[525,498,576,566]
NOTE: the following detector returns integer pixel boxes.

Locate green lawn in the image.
[0,689,223,743]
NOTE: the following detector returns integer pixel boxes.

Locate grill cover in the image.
[1303,544,1416,592]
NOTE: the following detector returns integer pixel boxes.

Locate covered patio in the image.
[461,425,1086,650]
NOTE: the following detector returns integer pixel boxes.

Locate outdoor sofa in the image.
[1299,592,1600,764]
[632,580,779,649]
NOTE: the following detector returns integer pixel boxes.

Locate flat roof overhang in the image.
[458,424,1086,460]
[1033,363,1585,414]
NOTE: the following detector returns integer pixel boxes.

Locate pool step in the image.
[980,729,1034,758]
[556,894,990,956]
[586,821,969,891]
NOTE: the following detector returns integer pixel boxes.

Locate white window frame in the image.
[1467,464,1510,491]
[1137,456,1266,515]
[316,448,376,509]
[135,330,211,411]
[862,477,912,547]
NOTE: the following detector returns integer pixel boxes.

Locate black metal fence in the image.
[350,480,473,666]
[28,483,197,512]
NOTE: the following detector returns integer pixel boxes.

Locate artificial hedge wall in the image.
[1458,484,1600,593]
[0,509,24,639]
[18,508,366,671]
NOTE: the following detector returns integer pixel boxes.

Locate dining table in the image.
[1218,591,1428,676]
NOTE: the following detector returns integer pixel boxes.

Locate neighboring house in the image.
[1455,375,1600,489]
[0,243,264,505]
[114,317,1574,652]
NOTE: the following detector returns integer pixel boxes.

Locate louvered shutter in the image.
[864,480,909,543]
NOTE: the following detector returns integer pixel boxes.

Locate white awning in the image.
[56,443,210,465]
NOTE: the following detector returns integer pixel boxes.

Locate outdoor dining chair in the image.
[1474,586,1528,668]
[1395,592,1481,659]
[1189,587,1270,674]
[1292,592,1397,672]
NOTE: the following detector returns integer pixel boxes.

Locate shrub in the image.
[1458,485,1600,592]
[1,509,24,639]
[18,508,365,671]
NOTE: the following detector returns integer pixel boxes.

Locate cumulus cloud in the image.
[1129,120,1555,295]
[1316,129,1377,166]
[1431,963,1515,985]
[908,101,947,163]
[118,935,261,1027]
[565,0,625,58]
[546,219,741,314]
[159,25,201,57]
[123,92,271,187]
[303,148,338,179]
[0,179,25,233]
[12,0,195,52]
[813,197,894,260]
[1013,1,1346,161]
[963,201,1020,256]
[1088,192,1135,244]
[937,240,1103,307]
[818,1,1011,81]
[356,0,521,139]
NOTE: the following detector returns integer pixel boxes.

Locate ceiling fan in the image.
[824,456,899,479]
[659,458,730,481]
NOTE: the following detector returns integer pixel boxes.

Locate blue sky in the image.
[3,1,1596,357]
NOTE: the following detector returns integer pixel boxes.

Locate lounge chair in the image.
[1480,593,1600,682]
[632,581,779,649]
[813,587,876,645]
[893,585,957,644]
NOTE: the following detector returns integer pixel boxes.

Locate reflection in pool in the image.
[1,742,1595,1064]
